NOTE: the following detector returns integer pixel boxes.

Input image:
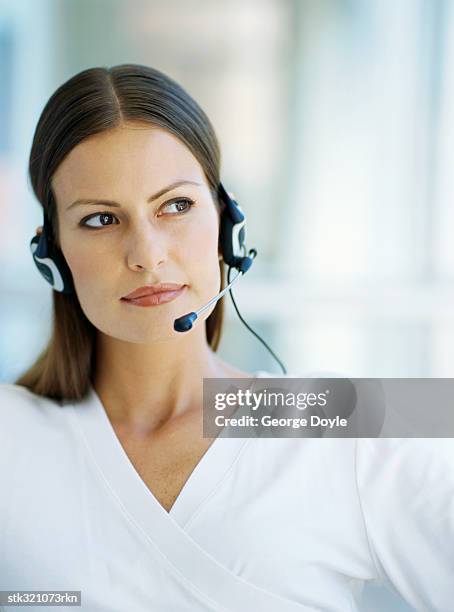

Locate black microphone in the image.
[174,249,257,332]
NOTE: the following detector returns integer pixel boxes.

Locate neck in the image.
[92,325,246,435]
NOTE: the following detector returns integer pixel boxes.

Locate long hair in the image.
[15,64,227,402]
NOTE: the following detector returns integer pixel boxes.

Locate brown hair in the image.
[15,64,227,402]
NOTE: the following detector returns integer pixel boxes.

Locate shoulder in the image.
[355,438,454,609]
[356,437,454,493]
[0,383,63,428]
[0,384,72,471]
[0,382,42,409]
[355,437,454,523]
[0,382,55,406]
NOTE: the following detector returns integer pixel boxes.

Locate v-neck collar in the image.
[66,370,315,610]
[68,370,271,528]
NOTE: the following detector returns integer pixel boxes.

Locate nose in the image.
[125,223,168,272]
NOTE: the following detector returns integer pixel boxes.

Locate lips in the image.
[122,283,185,300]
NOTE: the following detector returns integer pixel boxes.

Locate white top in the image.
[0,371,453,611]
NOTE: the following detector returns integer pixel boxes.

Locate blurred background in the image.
[1,0,453,609]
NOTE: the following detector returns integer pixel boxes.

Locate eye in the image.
[80,212,119,229]
[160,198,195,215]
[80,197,195,230]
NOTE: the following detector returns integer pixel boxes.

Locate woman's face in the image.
[51,123,221,343]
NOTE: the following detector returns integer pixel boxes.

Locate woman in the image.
[0,64,452,611]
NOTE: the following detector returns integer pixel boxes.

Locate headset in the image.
[30,182,287,374]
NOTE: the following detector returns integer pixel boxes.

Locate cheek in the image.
[187,206,220,254]
[62,241,111,300]
[186,212,219,267]
[183,211,221,291]
[64,247,93,280]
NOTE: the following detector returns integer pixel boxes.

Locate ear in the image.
[36,226,43,236]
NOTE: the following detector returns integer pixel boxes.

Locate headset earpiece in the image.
[218,183,247,269]
[30,214,75,295]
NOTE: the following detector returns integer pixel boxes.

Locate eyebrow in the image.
[66,180,202,211]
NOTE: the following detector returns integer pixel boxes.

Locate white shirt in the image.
[0,371,453,611]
